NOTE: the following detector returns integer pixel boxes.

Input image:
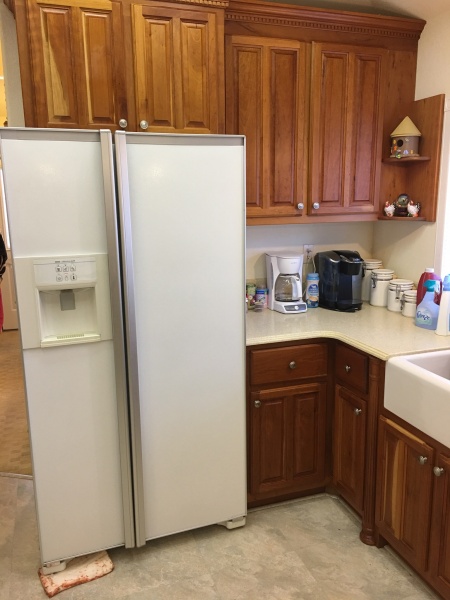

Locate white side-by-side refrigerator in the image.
[0,128,247,570]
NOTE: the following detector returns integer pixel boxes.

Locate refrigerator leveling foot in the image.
[218,516,246,530]
[41,560,67,575]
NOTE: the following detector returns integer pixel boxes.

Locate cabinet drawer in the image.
[335,344,368,394]
[249,344,328,386]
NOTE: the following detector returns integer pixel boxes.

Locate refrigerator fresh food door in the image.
[0,128,134,565]
[115,132,247,544]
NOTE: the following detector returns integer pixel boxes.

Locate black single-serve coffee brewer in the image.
[316,250,363,312]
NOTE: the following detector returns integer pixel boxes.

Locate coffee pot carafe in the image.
[274,273,301,302]
[266,253,307,314]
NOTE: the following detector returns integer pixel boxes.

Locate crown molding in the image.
[226,0,425,40]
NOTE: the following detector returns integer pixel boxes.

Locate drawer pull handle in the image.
[418,455,428,466]
[254,400,261,408]
[433,466,444,477]
[289,361,297,370]
[345,365,351,373]
[354,408,362,416]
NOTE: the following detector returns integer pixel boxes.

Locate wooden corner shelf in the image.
[382,156,430,164]
[378,216,426,221]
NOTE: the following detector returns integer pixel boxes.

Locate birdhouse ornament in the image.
[390,117,421,158]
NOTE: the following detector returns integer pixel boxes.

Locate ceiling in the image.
[275,0,450,21]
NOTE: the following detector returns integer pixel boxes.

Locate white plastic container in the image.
[370,269,395,307]
[436,275,450,336]
[362,259,383,302]
[401,289,417,317]
[387,279,414,312]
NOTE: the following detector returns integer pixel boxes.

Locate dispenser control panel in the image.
[34,257,97,288]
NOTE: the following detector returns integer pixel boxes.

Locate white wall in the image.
[0,3,24,126]
[246,222,374,283]
[373,8,450,284]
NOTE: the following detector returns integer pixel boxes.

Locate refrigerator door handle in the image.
[113,131,147,547]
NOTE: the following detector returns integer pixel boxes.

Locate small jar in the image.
[370,269,395,307]
[401,289,418,317]
[362,259,383,302]
[254,287,268,310]
[387,279,414,312]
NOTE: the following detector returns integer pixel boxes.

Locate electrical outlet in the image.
[304,245,314,262]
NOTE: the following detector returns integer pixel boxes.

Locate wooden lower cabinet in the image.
[333,384,367,514]
[376,416,450,599]
[249,382,327,503]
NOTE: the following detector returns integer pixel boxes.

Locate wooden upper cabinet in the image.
[132,3,225,133]
[310,43,387,216]
[26,0,127,129]
[226,36,308,218]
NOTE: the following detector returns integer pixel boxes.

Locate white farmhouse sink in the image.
[385,349,450,448]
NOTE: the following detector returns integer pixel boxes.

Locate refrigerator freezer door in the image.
[0,129,133,562]
[115,133,247,543]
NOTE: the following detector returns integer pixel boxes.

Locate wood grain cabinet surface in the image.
[23,0,128,130]
[247,342,329,506]
[226,35,308,219]
[132,2,225,134]
[332,342,382,546]
[376,416,450,599]
[309,44,387,217]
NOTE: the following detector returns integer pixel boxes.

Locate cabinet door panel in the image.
[134,5,221,134]
[311,49,348,212]
[310,43,386,216]
[226,36,307,218]
[178,17,210,130]
[133,8,175,130]
[349,52,385,210]
[226,41,263,210]
[333,385,366,513]
[429,453,450,597]
[292,383,326,483]
[269,47,305,211]
[250,390,289,494]
[81,7,121,127]
[29,3,79,126]
[376,417,434,572]
[250,383,327,498]
[27,0,126,129]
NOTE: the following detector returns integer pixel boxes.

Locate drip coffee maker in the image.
[266,253,307,314]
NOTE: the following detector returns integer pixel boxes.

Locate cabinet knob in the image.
[354,408,362,416]
[289,361,297,370]
[140,120,149,130]
[254,400,261,408]
[297,203,304,210]
[118,119,128,129]
[433,466,444,477]
[345,365,351,373]
[418,455,428,466]
[313,202,320,210]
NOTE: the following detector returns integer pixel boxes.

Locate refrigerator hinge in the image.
[41,560,67,575]
[217,516,246,530]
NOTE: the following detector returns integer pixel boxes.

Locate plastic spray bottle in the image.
[435,275,450,336]
[415,280,440,330]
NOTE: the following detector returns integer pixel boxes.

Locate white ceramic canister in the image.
[401,289,418,317]
[362,259,383,302]
[387,279,414,312]
[370,268,395,307]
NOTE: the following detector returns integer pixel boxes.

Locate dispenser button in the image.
[63,265,69,272]
[70,265,76,271]
[56,266,62,272]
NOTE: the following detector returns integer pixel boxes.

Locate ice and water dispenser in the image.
[15,254,113,349]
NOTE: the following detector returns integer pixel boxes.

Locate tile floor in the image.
[0,475,439,600]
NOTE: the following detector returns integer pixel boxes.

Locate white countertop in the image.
[246,303,450,360]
